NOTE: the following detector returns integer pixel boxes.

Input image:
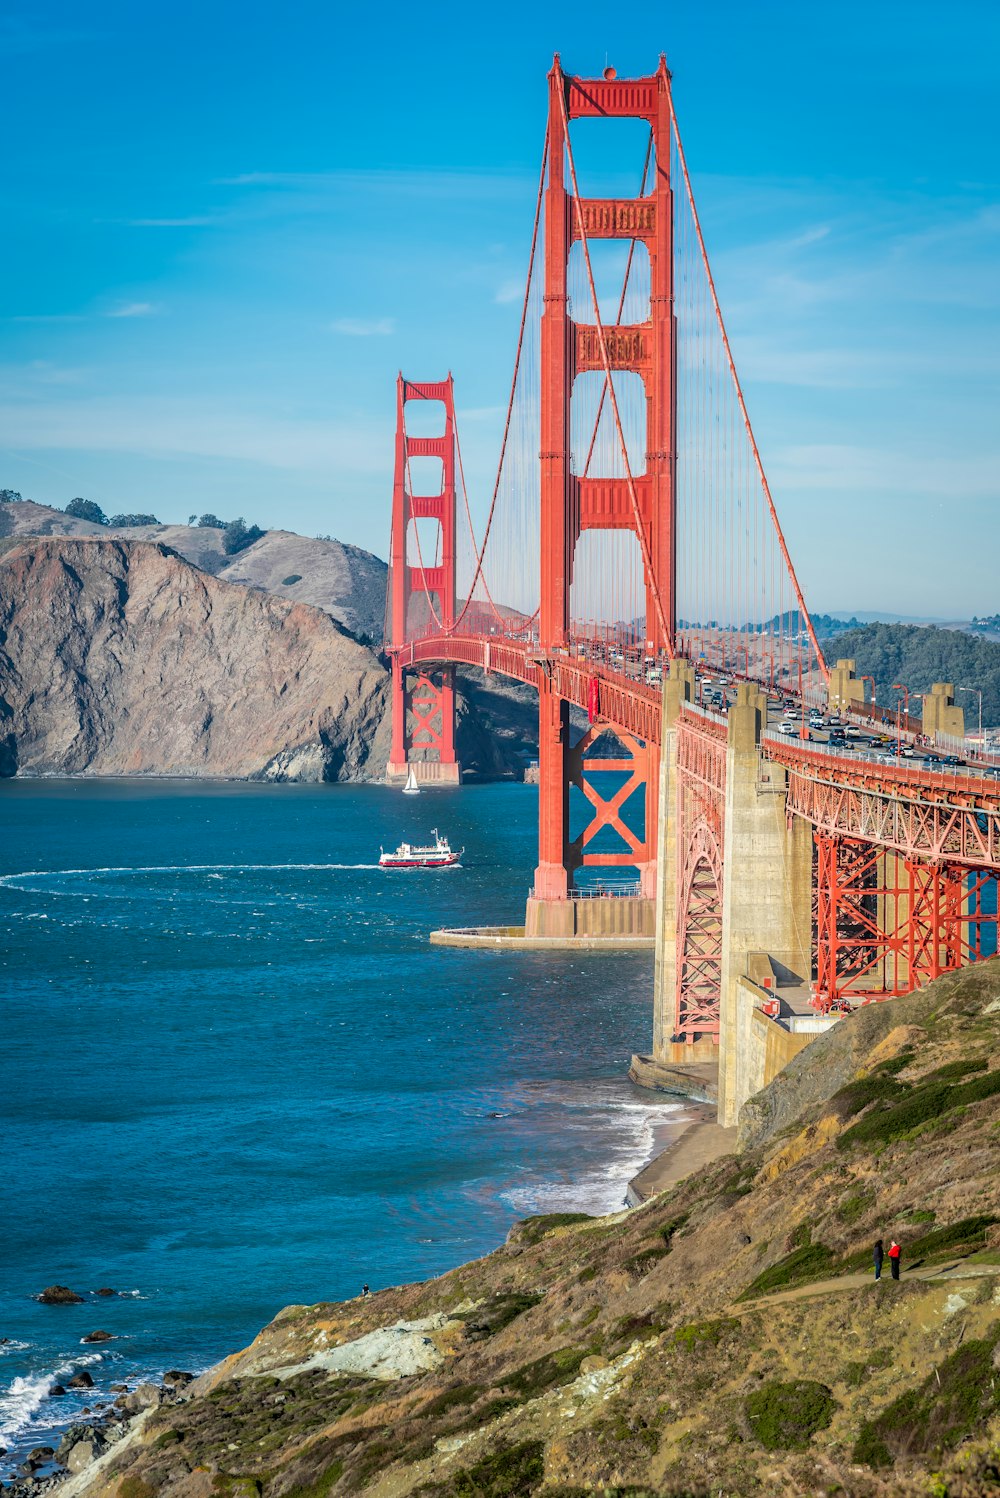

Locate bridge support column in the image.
[652,661,693,1057]
[386,662,461,786]
[717,684,813,1127]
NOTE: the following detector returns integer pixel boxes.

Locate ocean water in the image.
[0,780,677,1477]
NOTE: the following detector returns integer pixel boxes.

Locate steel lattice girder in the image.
[813,832,999,1008]
[769,743,1000,870]
[675,820,723,1041]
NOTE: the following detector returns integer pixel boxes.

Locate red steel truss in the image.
[673,709,727,1041]
[814,833,999,1009]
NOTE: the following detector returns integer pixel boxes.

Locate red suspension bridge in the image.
[384,56,1000,1111]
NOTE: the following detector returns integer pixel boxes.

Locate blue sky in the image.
[1,0,998,616]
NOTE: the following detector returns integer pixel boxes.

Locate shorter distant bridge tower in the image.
[386,376,461,786]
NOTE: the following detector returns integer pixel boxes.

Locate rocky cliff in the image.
[0,504,389,643]
[0,538,392,781]
[47,962,1000,1498]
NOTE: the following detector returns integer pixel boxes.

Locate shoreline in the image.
[626,1105,737,1205]
[11,1081,733,1495]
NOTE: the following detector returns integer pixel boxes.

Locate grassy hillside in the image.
[60,962,1000,1498]
[833,623,1000,729]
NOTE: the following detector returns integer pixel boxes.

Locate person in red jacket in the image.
[888,1239,902,1279]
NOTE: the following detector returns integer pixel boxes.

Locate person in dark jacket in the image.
[873,1239,884,1281]
[889,1239,901,1279]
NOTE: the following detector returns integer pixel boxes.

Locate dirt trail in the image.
[735,1259,1000,1311]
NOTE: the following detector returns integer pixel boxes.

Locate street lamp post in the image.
[861,675,877,722]
[892,683,909,762]
[958,686,983,759]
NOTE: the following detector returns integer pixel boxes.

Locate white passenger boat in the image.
[378,830,463,869]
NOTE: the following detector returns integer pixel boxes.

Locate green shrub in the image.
[657,1211,690,1246]
[415,1439,545,1497]
[905,1208,936,1224]
[461,1293,542,1340]
[505,1344,596,1397]
[281,574,303,586]
[672,1317,739,1350]
[511,1212,592,1246]
[872,1053,914,1076]
[118,1481,156,1498]
[610,1310,668,1347]
[838,1069,1000,1150]
[625,1243,669,1275]
[840,1347,892,1388]
[852,1326,1000,1467]
[739,1242,835,1299]
[419,1383,482,1419]
[837,1189,875,1225]
[907,1214,999,1260]
[831,1073,907,1119]
[283,1464,344,1498]
[926,1057,989,1082]
[744,1379,836,1450]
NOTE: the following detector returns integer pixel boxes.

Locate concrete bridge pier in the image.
[716,685,812,1126]
[644,673,814,1125]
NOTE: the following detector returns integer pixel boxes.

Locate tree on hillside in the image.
[833,623,1000,729]
[222,517,265,555]
[188,514,197,525]
[197,513,227,529]
[109,513,159,527]
[65,497,108,525]
[0,489,23,503]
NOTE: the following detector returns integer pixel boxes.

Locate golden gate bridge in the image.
[382,56,1000,1120]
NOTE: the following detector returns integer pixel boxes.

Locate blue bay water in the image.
[0,780,675,1475]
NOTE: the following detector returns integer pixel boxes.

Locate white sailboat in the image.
[402,766,420,796]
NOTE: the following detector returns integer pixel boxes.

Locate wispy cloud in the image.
[128,217,220,228]
[0,396,390,475]
[107,302,162,319]
[329,316,394,337]
[493,278,523,305]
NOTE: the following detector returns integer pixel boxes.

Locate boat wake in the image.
[0,863,382,892]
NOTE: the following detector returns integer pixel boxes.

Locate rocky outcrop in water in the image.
[0,538,392,780]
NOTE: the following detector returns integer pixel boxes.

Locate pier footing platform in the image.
[386,761,462,786]
[430,925,654,951]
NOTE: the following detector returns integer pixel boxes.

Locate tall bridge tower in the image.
[386,376,461,786]
[529,57,676,932]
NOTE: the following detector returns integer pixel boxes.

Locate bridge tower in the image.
[386,375,461,786]
[528,57,675,935]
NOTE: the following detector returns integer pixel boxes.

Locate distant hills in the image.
[0,507,539,781]
[829,622,1000,730]
[0,501,388,644]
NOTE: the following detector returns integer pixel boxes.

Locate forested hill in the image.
[832,623,1000,729]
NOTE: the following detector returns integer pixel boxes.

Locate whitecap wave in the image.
[0,1340,29,1357]
[497,1095,685,1219]
[0,1373,52,1446]
[0,1351,104,1447]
